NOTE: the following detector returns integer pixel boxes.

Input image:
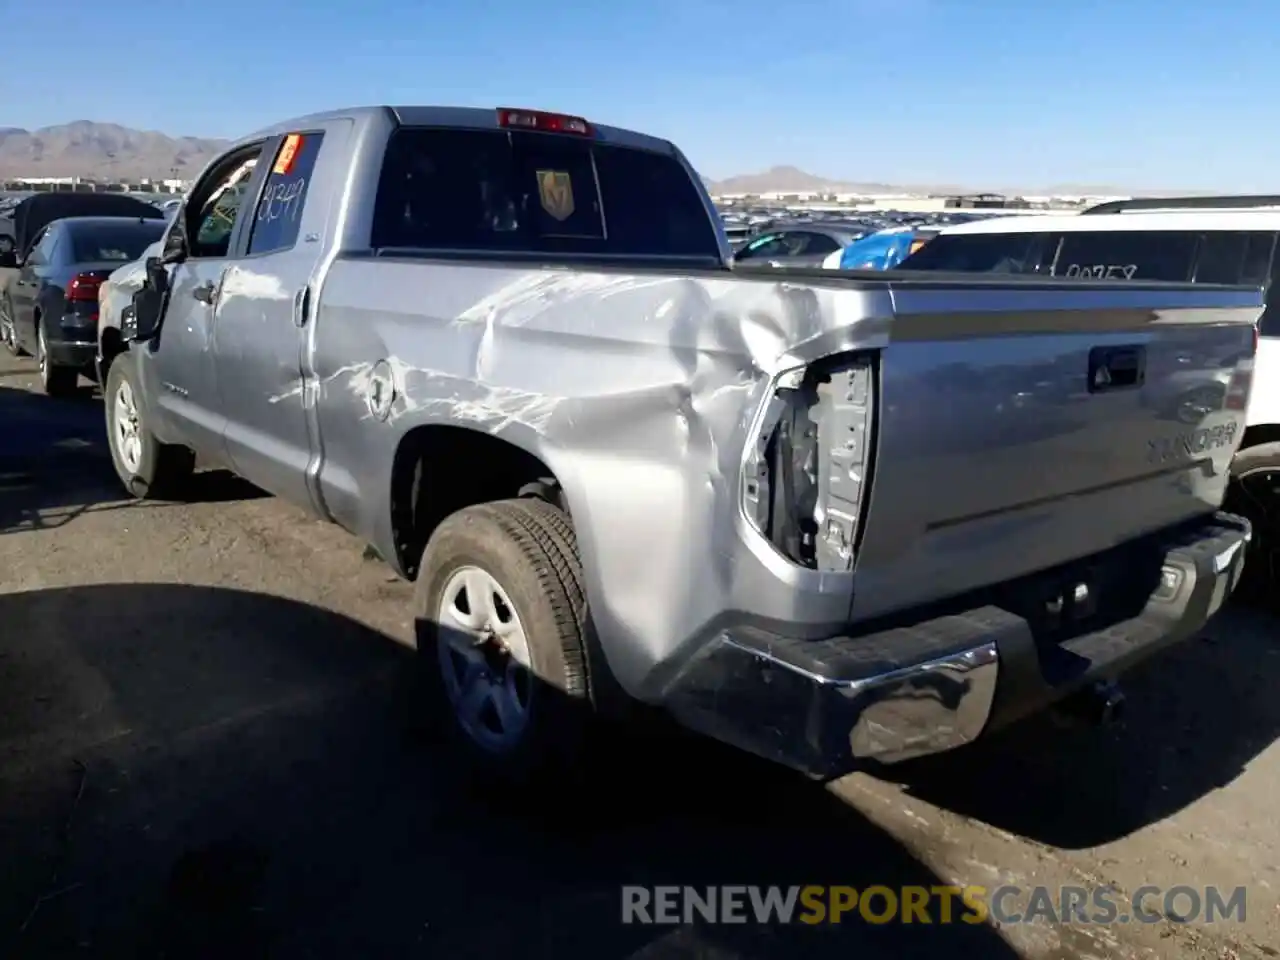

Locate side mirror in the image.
[122,257,170,343]
[160,223,188,264]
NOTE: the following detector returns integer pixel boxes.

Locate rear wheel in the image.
[104,352,195,498]
[2,297,23,356]
[414,498,592,785]
[36,324,78,397]
[1226,440,1280,600]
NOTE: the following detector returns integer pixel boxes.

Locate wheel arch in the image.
[387,422,576,581]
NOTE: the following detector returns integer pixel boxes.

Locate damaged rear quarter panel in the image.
[309,259,893,696]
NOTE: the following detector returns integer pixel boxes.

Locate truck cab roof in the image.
[243,105,678,157]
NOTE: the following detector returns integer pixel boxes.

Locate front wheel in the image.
[104,352,195,499]
[414,498,592,784]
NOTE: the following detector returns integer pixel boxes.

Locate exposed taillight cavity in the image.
[741,355,876,571]
[1225,325,1258,412]
[67,273,102,302]
[496,107,592,136]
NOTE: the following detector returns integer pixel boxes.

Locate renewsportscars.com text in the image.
[621,884,1247,926]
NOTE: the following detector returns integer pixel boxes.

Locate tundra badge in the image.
[1147,422,1237,464]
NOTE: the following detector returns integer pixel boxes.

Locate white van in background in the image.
[897,195,1280,589]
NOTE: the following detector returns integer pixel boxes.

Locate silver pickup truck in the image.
[100,105,1261,782]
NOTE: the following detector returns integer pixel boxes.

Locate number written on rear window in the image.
[246,131,325,256]
[1061,263,1138,279]
[1051,231,1196,282]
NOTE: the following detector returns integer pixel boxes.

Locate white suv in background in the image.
[897,195,1280,589]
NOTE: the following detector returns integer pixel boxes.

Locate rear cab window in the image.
[371,127,720,260]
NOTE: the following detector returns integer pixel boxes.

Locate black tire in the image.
[1226,440,1280,600]
[104,351,195,499]
[36,324,79,397]
[414,497,592,784]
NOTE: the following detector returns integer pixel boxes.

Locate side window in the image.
[186,146,264,259]
[246,131,325,255]
[27,228,56,266]
[801,234,841,256]
[1051,231,1196,281]
[736,233,792,260]
[1240,232,1276,286]
[1193,232,1248,283]
[1262,243,1280,338]
[897,231,1039,273]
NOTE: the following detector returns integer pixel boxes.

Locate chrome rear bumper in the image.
[660,512,1249,779]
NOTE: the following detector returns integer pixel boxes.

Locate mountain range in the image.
[704,165,1216,199]
[0,122,228,180]
[0,122,1213,197]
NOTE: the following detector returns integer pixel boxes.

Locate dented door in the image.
[213,120,352,509]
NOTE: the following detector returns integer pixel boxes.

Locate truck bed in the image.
[310,255,1261,694]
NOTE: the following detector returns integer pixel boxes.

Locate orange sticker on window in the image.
[273,134,302,175]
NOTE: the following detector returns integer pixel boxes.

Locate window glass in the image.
[1051,230,1196,281]
[191,152,261,258]
[1240,231,1276,285]
[1193,232,1247,283]
[247,132,326,255]
[736,233,792,259]
[70,222,166,263]
[801,233,841,255]
[28,229,57,265]
[371,128,720,258]
[896,231,1039,273]
[1262,250,1280,338]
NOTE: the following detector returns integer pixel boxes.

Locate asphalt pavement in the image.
[0,349,1276,959]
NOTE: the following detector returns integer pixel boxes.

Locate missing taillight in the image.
[742,355,876,571]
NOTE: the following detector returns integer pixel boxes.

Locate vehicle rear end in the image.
[663,274,1260,778]
[50,217,167,376]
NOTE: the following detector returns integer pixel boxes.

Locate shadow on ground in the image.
[0,381,265,535]
[0,584,1025,960]
[882,602,1280,849]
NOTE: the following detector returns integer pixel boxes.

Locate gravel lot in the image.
[1,348,1277,959]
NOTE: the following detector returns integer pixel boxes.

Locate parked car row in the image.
[0,192,167,394]
[719,207,1005,267]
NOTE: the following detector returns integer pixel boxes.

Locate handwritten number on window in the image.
[1063,263,1139,280]
[257,177,307,224]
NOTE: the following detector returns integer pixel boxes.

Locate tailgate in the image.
[847,280,1260,621]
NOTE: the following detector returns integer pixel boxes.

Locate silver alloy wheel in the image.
[37,326,46,377]
[436,565,533,753]
[113,378,143,475]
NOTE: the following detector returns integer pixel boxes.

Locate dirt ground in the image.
[1,349,1277,959]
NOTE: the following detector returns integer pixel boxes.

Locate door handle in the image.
[192,282,216,304]
[1088,345,1145,392]
[293,285,310,327]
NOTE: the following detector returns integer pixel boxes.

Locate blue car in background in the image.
[821,225,941,270]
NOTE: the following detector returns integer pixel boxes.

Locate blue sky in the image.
[1,0,1275,189]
